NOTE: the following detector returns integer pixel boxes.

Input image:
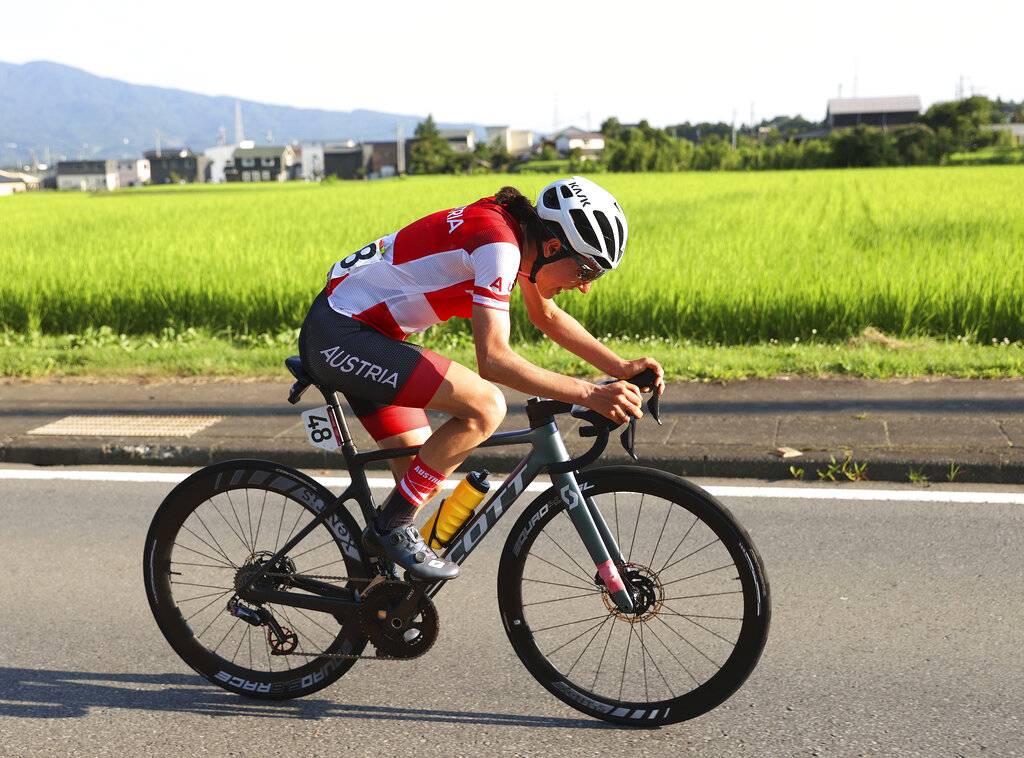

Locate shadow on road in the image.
[0,668,614,729]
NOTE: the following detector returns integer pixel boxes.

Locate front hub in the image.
[599,563,664,622]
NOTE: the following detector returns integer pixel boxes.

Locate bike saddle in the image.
[285,356,314,405]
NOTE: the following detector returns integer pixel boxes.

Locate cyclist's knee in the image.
[467,382,506,437]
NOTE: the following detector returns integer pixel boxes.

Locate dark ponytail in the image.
[494,186,551,246]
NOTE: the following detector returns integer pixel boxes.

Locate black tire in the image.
[498,466,770,726]
[143,459,370,700]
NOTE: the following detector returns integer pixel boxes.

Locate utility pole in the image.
[396,122,405,175]
[155,129,162,158]
[234,100,245,144]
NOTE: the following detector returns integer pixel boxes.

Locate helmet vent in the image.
[559,185,573,199]
[568,209,600,252]
[614,217,625,254]
[593,210,616,258]
[542,187,560,210]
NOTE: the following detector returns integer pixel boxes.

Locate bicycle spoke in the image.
[618,621,632,701]
[658,513,699,573]
[655,615,723,668]
[194,603,227,641]
[531,613,612,634]
[172,560,235,570]
[649,500,674,569]
[212,617,241,654]
[221,490,254,555]
[173,541,235,569]
[591,615,616,691]
[179,523,236,569]
[231,622,247,663]
[522,576,597,593]
[273,495,288,552]
[663,602,739,646]
[190,512,238,569]
[543,525,596,584]
[658,611,744,622]
[206,496,252,555]
[647,622,701,688]
[543,615,610,658]
[527,552,593,586]
[660,562,737,588]
[176,588,234,604]
[253,488,269,551]
[300,558,346,575]
[523,591,602,607]
[634,624,649,702]
[640,621,676,699]
[662,590,743,601]
[182,589,233,623]
[565,615,611,677]
[290,605,341,639]
[627,493,644,564]
[661,537,722,574]
[289,538,337,562]
[243,488,255,551]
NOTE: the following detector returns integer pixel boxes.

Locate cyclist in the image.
[298,176,664,582]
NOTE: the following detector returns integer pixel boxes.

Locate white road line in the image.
[0,467,1022,504]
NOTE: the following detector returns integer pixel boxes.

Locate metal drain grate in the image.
[27,415,224,438]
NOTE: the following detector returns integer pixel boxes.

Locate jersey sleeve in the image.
[471,242,521,312]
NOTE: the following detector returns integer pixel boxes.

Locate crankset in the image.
[358,580,439,659]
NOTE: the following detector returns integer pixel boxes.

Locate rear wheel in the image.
[498,466,770,726]
[143,459,370,699]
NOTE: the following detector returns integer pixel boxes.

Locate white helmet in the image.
[535,176,628,272]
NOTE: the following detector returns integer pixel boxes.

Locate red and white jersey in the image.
[324,197,523,339]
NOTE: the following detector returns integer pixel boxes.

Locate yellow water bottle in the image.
[420,470,490,550]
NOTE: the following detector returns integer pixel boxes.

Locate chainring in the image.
[358,580,438,659]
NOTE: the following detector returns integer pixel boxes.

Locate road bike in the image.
[144,357,770,726]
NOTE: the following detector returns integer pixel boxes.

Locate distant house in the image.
[0,170,27,196]
[552,127,605,158]
[440,129,476,153]
[116,158,150,187]
[224,145,296,182]
[56,160,118,191]
[322,142,368,180]
[299,141,327,181]
[826,96,921,131]
[485,126,535,156]
[145,149,209,184]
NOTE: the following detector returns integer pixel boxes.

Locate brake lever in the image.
[620,418,638,461]
[625,368,663,426]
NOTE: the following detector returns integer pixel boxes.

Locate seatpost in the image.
[325,390,355,451]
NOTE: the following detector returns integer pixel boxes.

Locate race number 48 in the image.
[301,405,341,451]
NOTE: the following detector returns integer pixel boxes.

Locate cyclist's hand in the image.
[586,381,643,424]
[615,357,665,396]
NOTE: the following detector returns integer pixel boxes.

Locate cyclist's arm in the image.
[519,276,626,376]
[471,305,593,404]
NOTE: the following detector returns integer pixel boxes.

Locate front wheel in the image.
[498,466,770,726]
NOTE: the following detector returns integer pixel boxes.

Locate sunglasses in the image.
[573,254,605,283]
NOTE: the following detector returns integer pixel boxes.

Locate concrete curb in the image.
[4,439,1022,485]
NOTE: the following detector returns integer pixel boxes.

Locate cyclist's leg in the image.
[343,395,431,482]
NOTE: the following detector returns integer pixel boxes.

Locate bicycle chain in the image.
[249,572,426,661]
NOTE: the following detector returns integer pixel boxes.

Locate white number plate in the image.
[301,405,341,451]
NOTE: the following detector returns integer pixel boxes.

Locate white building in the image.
[552,127,605,158]
[56,159,118,191]
[0,170,27,196]
[116,158,150,187]
[203,145,238,183]
[300,141,326,181]
[485,126,535,156]
[440,129,476,153]
[984,123,1024,146]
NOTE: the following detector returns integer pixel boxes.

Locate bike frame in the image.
[241,389,636,613]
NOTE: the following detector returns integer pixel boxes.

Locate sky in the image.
[4,0,1021,131]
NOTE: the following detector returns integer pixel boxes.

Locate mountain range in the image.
[0,60,480,167]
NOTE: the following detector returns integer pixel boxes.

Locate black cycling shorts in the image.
[298,290,451,441]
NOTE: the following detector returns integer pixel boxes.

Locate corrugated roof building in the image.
[827,96,922,130]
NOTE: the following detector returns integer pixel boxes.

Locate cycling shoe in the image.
[362,523,459,582]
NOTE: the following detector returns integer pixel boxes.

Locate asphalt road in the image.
[1,467,1022,757]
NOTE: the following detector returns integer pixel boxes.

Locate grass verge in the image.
[3,327,1023,381]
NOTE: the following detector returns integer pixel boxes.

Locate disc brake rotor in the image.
[359,580,438,659]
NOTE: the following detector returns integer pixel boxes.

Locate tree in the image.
[409,114,454,174]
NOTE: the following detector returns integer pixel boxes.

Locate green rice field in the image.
[2,166,1023,345]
